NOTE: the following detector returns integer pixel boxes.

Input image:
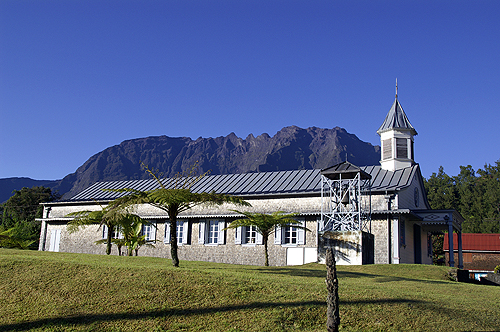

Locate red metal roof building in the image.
[444,233,500,271]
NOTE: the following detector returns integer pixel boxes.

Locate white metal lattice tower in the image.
[320,162,372,232]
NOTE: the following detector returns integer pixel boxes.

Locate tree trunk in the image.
[106,224,113,255]
[263,234,269,266]
[169,212,179,267]
[326,248,340,332]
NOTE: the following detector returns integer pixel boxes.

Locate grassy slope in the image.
[0,249,499,332]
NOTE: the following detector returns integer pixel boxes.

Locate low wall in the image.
[317,230,374,265]
[481,273,500,286]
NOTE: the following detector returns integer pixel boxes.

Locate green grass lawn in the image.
[0,249,499,332]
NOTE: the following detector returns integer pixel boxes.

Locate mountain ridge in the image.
[0,125,380,202]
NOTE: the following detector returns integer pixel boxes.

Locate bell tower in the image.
[377,80,417,171]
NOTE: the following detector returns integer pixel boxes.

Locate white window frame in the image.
[207,219,219,244]
[284,225,299,245]
[141,222,156,242]
[274,218,306,246]
[199,219,225,245]
[164,220,189,245]
[245,225,257,244]
[235,226,263,245]
[103,225,124,239]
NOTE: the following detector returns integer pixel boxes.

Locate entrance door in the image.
[413,224,421,264]
[49,229,61,252]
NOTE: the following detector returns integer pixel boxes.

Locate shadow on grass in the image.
[338,271,452,285]
[254,268,451,285]
[255,267,326,278]
[0,299,422,331]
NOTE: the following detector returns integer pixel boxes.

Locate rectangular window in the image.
[245,225,257,244]
[207,219,219,244]
[275,218,306,245]
[112,226,123,239]
[396,138,407,159]
[199,219,225,245]
[103,225,123,239]
[142,224,152,241]
[382,139,392,160]
[142,223,156,242]
[177,222,184,242]
[165,220,189,244]
[284,225,298,244]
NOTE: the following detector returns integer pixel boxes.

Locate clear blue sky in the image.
[1,0,499,180]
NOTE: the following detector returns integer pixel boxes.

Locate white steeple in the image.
[377,81,417,171]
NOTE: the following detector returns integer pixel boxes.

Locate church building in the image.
[38,91,464,267]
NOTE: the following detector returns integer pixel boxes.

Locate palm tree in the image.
[118,216,156,256]
[67,204,143,255]
[0,227,35,249]
[225,210,309,266]
[107,164,251,267]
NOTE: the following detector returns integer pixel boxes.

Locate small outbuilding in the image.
[444,233,500,271]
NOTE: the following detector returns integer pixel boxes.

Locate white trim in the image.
[217,220,225,245]
[198,220,205,244]
[274,226,282,244]
[235,226,242,244]
[181,221,189,244]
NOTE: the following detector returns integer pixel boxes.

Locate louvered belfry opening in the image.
[396,138,408,159]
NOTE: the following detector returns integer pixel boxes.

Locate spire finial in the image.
[395,78,398,99]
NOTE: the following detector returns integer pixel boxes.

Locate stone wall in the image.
[318,230,374,265]
[41,217,319,267]
[46,196,324,219]
[371,218,389,264]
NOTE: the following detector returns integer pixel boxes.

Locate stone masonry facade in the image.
[41,217,319,266]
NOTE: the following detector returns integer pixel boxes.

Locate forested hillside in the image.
[424,160,500,233]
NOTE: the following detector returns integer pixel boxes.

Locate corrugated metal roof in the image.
[362,165,417,192]
[321,161,372,180]
[377,98,417,135]
[65,164,420,202]
[444,233,500,252]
